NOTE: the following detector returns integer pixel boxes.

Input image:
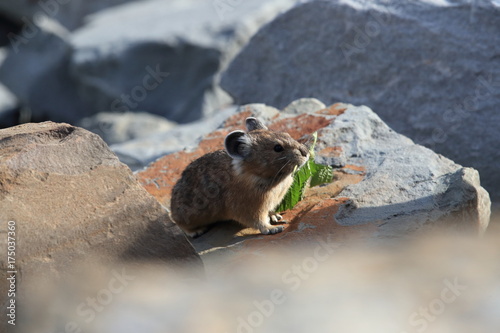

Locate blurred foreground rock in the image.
[0,121,202,329]
[221,0,500,200]
[136,99,490,259]
[18,233,500,333]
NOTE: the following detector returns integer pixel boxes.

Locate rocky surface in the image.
[136,99,490,259]
[221,0,500,200]
[0,121,202,328]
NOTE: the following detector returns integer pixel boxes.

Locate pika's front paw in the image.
[261,225,284,235]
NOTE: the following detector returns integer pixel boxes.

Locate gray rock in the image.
[69,0,298,123]
[220,0,500,200]
[78,111,176,145]
[0,16,70,102]
[324,104,490,236]
[0,16,92,124]
[0,0,142,31]
[0,48,19,127]
[113,106,238,171]
[235,102,281,121]
[0,82,18,128]
[282,97,326,115]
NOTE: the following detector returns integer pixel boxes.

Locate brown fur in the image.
[170,117,309,237]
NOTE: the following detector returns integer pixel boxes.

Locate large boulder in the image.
[0,16,92,125]
[136,99,490,257]
[69,0,297,123]
[221,0,500,200]
[0,121,202,330]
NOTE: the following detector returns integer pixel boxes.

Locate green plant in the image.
[275,132,334,212]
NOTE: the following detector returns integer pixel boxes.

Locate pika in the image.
[170,117,309,237]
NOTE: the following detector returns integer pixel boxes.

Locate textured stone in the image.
[221,0,500,200]
[0,121,202,328]
[325,105,491,237]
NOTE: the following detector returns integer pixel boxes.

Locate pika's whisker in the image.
[271,160,291,185]
[273,156,288,162]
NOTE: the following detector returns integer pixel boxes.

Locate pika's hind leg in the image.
[270,213,287,224]
[185,226,209,238]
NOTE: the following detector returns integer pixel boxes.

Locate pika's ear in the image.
[246,117,268,131]
[225,130,251,159]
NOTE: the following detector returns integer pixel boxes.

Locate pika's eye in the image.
[274,144,284,152]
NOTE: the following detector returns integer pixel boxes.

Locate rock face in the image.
[220,0,500,200]
[68,0,296,123]
[136,99,490,256]
[0,121,202,325]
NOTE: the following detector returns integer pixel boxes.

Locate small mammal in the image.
[170,117,309,237]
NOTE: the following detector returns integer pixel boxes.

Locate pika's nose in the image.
[299,146,309,157]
